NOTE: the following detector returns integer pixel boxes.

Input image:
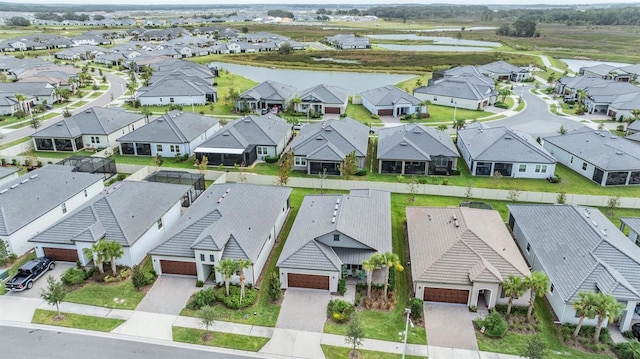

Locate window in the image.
[582,162,588,171]
[526,243,531,253]
[434,157,448,166]
[519,164,527,173]
[257,146,268,156]
[169,97,175,103]
[156,144,163,152]
[170,145,178,153]
[61,203,67,214]
[541,165,547,173]
[550,283,555,294]
[209,255,215,262]
[157,218,163,229]
[200,253,205,261]
[450,98,454,103]
[333,234,340,241]
[294,157,307,166]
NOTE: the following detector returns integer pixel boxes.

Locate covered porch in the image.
[309,161,340,175]
[473,161,513,177]
[33,136,84,152]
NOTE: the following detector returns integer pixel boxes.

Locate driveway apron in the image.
[6,262,73,299]
[135,275,200,315]
[424,302,479,351]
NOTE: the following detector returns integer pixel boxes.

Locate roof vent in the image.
[600,133,606,137]
[611,136,617,139]
[222,132,230,136]
[454,220,460,228]
[56,122,64,126]
[616,151,623,155]
[505,136,512,140]
[244,119,251,123]
[331,217,335,224]
[0,189,7,194]
[20,179,29,184]
[315,136,323,140]
[601,228,608,236]
[333,210,337,217]
[336,198,340,204]
[335,204,338,210]
[400,141,407,146]
[30,174,38,179]
[10,184,18,189]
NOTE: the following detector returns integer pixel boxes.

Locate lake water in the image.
[375,44,493,52]
[367,34,501,48]
[561,59,632,73]
[401,26,498,32]
[209,62,415,94]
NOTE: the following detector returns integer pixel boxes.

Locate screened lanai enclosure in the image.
[144,170,205,207]
[56,156,117,180]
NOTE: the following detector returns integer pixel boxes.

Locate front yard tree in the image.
[217,258,237,296]
[345,312,364,359]
[572,291,598,338]
[267,271,281,301]
[525,271,549,321]
[362,253,383,298]
[503,275,527,316]
[197,305,216,341]
[236,259,252,304]
[278,150,294,186]
[521,334,546,359]
[498,87,510,103]
[341,150,358,180]
[40,275,68,320]
[380,251,404,301]
[103,240,124,276]
[83,241,106,274]
[593,292,624,343]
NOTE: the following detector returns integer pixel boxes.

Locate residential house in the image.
[137,74,217,106]
[377,124,459,175]
[295,84,349,115]
[236,80,296,113]
[31,107,146,152]
[414,73,497,111]
[324,34,370,49]
[407,206,530,308]
[478,61,531,82]
[457,124,556,178]
[117,111,220,157]
[277,190,391,292]
[359,85,425,117]
[619,217,640,247]
[0,82,56,110]
[508,204,640,331]
[579,64,632,82]
[608,93,640,121]
[151,183,291,283]
[626,120,640,136]
[289,117,369,175]
[0,167,19,187]
[583,82,640,115]
[0,165,104,255]
[29,181,189,266]
[543,128,640,186]
[554,76,611,102]
[195,115,292,166]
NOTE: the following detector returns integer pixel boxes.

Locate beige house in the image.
[407,206,531,309]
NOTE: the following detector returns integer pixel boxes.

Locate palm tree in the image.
[380,252,404,301]
[362,253,382,298]
[216,258,237,297]
[418,99,430,118]
[14,93,27,113]
[236,259,252,304]
[572,291,598,338]
[102,240,124,276]
[525,271,549,321]
[83,241,106,274]
[503,275,527,316]
[577,89,587,112]
[140,108,152,123]
[593,292,624,343]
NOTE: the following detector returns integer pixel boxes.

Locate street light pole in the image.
[402,308,411,359]
[453,102,457,122]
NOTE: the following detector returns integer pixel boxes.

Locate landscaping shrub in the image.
[494,102,509,109]
[478,311,508,338]
[189,288,216,310]
[354,169,367,176]
[264,155,279,163]
[61,267,87,285]
[327,299,354,323]
[338,279,347,295]
[116,173,127,181]
[613,340,640,359]
[267,271,282,301]
[410,298,423,320]
[622,331,635,340]
[354,290,362,307]
[221,286,257,309]
[388,266,396,292]
[131,265,148,290]
[196,280,204,288]
[494,304,528,316]
[450,169,461,176]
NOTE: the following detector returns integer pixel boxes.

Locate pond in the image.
[208,62,416,94]
[375,44,494,52]
[561,59,631,73]
[367,34,501,48]
[400,26,498,32]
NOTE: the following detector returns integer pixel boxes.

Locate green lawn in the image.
[345,103,382,125]
[0,252,36,295]
[32,309,124,332]
[321,345,425,359]
[64,280,146,310]
[395,73,433,93]
[419,104,488,123]
[0,137,31,151]
[172,326,269,351]
[30,150,94,159]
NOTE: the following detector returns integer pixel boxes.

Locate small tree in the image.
[557,125,567,135]
[267,271,281,301]
[278,150,294,186]
[62,107,72,118]
[341,150,358,180]
[195,155,209,174]
[30,114,42,131]
[236,259,252,305]
[216,258,237,296]
[362,253,383,298]
[40,275,68,320]
[465,182,473,200]
[197,305,216,341]
[607,196,621,217]
[503,275,527,316]
[380,252,404,301]
[102,240,124,276]
[0,239,10,266]
[572,291,598,338]
[507,188,521,203]
[131,264,146,291]
[154,154,164,169]
[407,176,419,203]
[525,271,549,321]
[593,292,624,343]
[436,124,448,131]
[345,312,364,359]
[521,334,546,359]
[83,241,106,274]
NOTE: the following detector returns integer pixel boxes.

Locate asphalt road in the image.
[0,72,128,145]
[0,324,259,359]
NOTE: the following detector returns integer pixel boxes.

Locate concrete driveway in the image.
[6,262,73,299]
[135,275,200,315]
[275,288,330,332]
[424,302,479,351]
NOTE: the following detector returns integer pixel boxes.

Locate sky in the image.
[14,0,640,5]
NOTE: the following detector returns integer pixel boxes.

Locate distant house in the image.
[324,34,370,49]
[117,111,220,157]
[608,93,640,121]
[543,129,640,186]
[277,190,391,292]
[554,76,611,102]
[359,85,425,117]
[151,183,291,283]
[137,74,217,106]
[0,82,56,110]
[583,82,640,116]
[236,80,296,113]
[619,217,640,247]
[295,84,349,115]
[29,181,189,266]
[457,124,556,178]
[377,124,459,176]
[579,64,632,82]
[407,206,530,308]
[414,73,497,111]
[32,107,146,152]
[478,61,531,82]
[508,204,640,332]
[289,117,369,175]
[195,115,292,166]
[0,165,104,255]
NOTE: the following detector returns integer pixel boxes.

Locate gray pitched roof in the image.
[277,189,392,271]
[479,61,527,75]
[414,78,493,101]
[138,75,216,97]
[378,124,458,161]
[544,129,640,171]
[407,207,529,285]
[580,64,624,77]
[557,76,611,90]
[609,92,640,111]
[117,111,219,144]
[32,107,144,138]
[0,165,103,236]
[458,126,555,163]
[151,183,291,261]
[298,84,349,105]
[508,204,640,302]
[29,181,189,247]
[239,80,295,102]
[442,65,485,78]
[620,217,640,237]
[359,85,421,107]
[290,117,368,159]
[586,82,640,104]
[196,115,291,151]
[0,82,54,97]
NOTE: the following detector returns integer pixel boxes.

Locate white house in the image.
[359,85,425,117]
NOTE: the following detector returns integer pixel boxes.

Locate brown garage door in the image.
[423,288,469,304]
[43,247,78,262]
[288,273,329,290]
[160,260,197,276]
[378,109,393,116]
[325,107,341,114]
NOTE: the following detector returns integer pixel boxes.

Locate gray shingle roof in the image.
[138,75,216,97]
[239,81,295,102]
[290,117,368,160]
[196,115,291,151]
[298,84,349,105]
[377,124,458,161]
[508,204,640,302]
[544,129,640,171]
[359,85,421,107]
[479,61,527,75]
[459,126,555,163]
[620,217,640,235]
[151,183,291,261]
[406,207,530,285]
[609,92,640,111]
[557,76,611,91]
[0,165,103,236]
[580,64,623,77]
[277,190,392,271]
[117,110,219,144]
[32,107,144,138]
[414,76,494,101]
[442,65,485,78]
[29,181,190,247]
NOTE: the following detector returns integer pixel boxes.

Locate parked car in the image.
[4,256,55,292]
[293,123,304,131]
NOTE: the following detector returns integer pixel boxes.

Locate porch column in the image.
[471,162,477,175]
[425,161,428,176]
[378,160,382,174]
[620,300,636,331]
[626,171,632,186]
[452,158,458,170]
[133,142,138,156]
[52,138,57,151]
[401,161,405,175]
[490,163,496,176]
[602,171,608,186]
